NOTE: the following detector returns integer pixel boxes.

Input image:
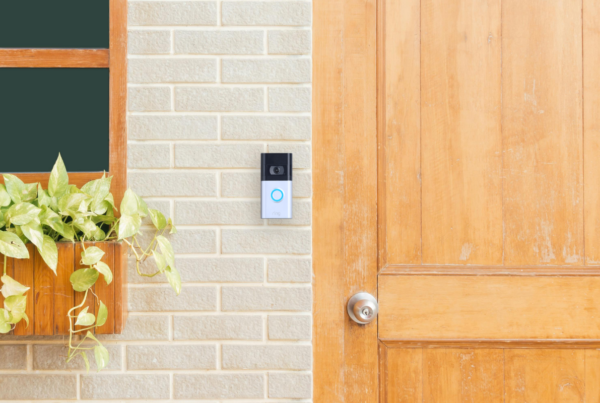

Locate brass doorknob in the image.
[347,292,378,325]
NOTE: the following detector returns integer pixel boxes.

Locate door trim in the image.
[312,0,379,401]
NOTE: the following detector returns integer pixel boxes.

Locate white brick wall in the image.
[0,1,312,401]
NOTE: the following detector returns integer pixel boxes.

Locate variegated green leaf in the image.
[164,266,182,295]
[0,231,29,259]
[21,219,43,251]
[0,275,29,298]
[48,154,69,198]
[156,235,175,267]
[2,174,24,204]
[118,214,141,240]
[81,246,105,266]
[94,344,109,372]
[75,307,95,326]
[149,209,167,230]
[38,235,58,274]
[96,301,108,327]
[5,202,41,226]
[95,261,112,285]
[70,269,99,292]
[0,184,11,207]
[0,308,12,333]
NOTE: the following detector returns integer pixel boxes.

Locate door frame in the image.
[313,0,379,401]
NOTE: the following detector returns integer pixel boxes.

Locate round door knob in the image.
[347,292,378,324]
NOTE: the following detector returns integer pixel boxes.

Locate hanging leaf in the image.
[118,214,141,240]
[152,250,167,273]
[96,301,108,327]
[5,294,27,322]
[21,219,44,252]
[3,174,25,204]
[93,344,109,372]
[79,351,90,372]
[134,193,149,218]
[38,235,58,274]
[95,261,112,285]
[70,269,99,292]
[0,308,12,333]
[0,231,29,259]
[156,236,175,267]
[0,184,11,207]
[168,218,177,234]
[149,209,167,230]
[164,266,182,295]
[75,307,96,326]
[81,246,105,266]
[0,275,29,298]
[48,154,69,198]
[5,202,41,226]
[120,189,138,216]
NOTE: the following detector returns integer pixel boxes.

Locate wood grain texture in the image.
[380,0,421,266]
[33,246,54,335]
[74,243,95,334]
[381,265,600,276]
[113,242,128,334]
[584,0,600,265]
[313,0,378,401]
[585,350,600,401]
[421,0,503,265]
[505,350,585,402]
[385,348,422,403]
[502,0,584,265]
[12,246,34,336]
[379,275,600,340]
[94,243,115,334]
[109,0,128,212]
[423,349,503,402]
[53,244,74,335]
[0,49,109,68]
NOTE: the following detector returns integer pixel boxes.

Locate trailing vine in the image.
[0,155,180,371]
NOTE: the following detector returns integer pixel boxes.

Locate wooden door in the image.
[314,0,600,401]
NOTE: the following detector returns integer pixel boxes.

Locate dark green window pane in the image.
[0,1,109,48]
[0,69,109,173]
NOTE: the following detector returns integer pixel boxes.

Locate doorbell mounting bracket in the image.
[261,153,292,219]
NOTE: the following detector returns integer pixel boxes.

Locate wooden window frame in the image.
[0,0,127,208]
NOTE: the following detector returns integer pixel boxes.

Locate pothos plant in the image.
[0,155,181,371]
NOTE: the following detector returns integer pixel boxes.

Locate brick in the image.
[128,143,171,168]
[128,86,171,111]
[174,374,264,399]
[0,375,77,400]
[33,344,122,371]
[222,286,311,311]
[130,115,218,140]
[130,257,264,283]
[222,59,310,83]
[176,200,263,225]
[268,86,311,112]
[222,345,311,370]
[268,315,311,340]
[129,58,217,83]
[175,30,264,54]
[269,372,312,398]
[269,200,311,225]
[128,345,216,370]
[174,315,263,340]
[175,87,264,112]
[222,229,311,254]
[129,1,217,26]
[0,345,27,369]
[268,142,311,168]
[222,1,311,26]
[97,315,170,341]
[222,116,311,140]
[135,228,217,254]
[130,172,217,197]
[129,286,217,312]
[175,143,264,168]
[221,171,311,198]
[268,258,312,283]
[268,29,311,54]
[128,30,171,54]
[81,374,170,400]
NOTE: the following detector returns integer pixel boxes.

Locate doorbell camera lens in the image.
[270,166,285,175]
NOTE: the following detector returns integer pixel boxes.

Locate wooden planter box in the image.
[0,242,127,336]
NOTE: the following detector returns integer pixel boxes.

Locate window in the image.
[0,0,127,206]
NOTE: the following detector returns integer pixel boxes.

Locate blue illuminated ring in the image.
[271,189,284,202]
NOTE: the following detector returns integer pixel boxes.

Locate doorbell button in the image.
[261,153,293,219]
[271,189,284,202]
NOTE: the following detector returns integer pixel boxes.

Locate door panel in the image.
[502,0,583,265]
[379,275,600,340]
[421,0,503,265]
